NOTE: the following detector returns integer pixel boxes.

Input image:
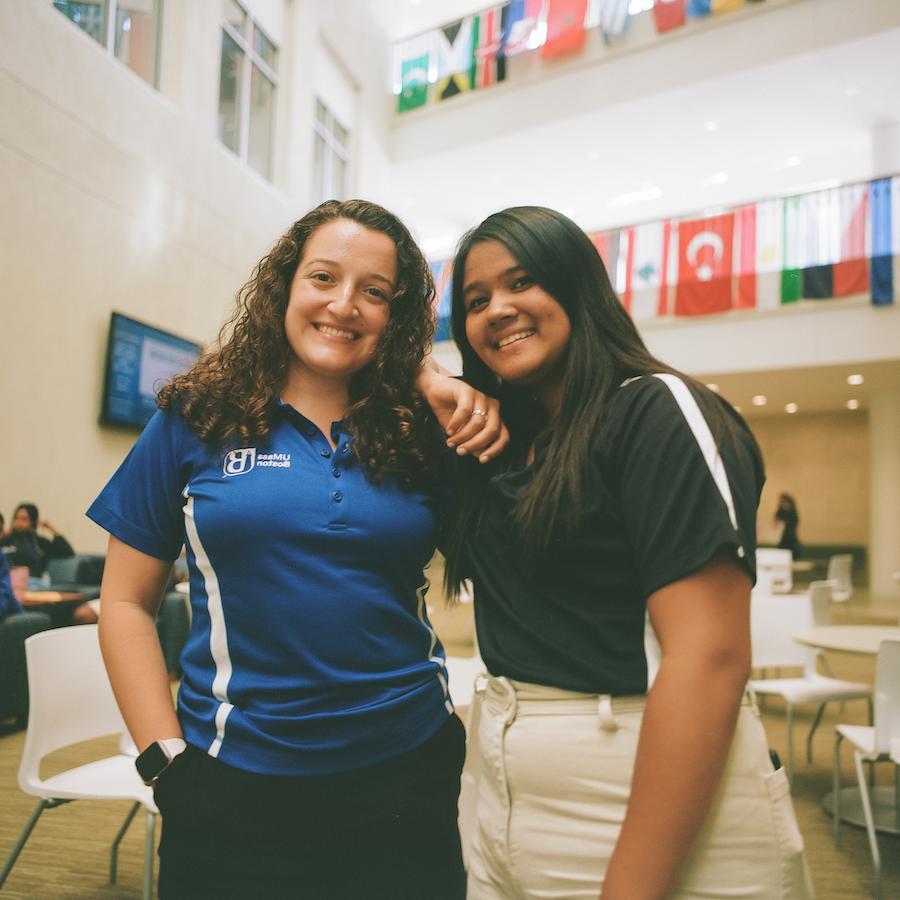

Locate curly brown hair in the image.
[158,200,441,485]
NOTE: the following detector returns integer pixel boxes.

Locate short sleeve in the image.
[86,410,195,561]
[607,375,763,599]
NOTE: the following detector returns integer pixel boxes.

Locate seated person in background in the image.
[1,502,75,587]
[0,503,96,625]
[0,549,24,623]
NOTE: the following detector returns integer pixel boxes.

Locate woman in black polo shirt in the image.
[440,207,813,899]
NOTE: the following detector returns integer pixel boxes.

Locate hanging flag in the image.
[591,230,625,291]
[754,198,783,310]
[629,221,668,321]
[542,0,588,58]
[831,183,869,297]
[598,0,630,42]
[431,260,454,341]
[652,0,687,33]
[687,0,712,16]
[473,6,506,88]
[781,195,802,304]
[712,0,744,11]
[501,0,543,56]
[397,44,430,113]
[870,176,897,305]
[675,213,735,315]
[798,188,836,299]
[434,19,475,102]
[733,204,756,310]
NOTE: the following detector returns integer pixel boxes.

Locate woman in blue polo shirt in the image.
[438,207,813,899]
[88,200,505,900]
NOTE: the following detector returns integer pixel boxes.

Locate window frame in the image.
[219,1,279,179]
[312,98,351,205]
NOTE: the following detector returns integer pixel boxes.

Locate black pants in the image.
[154,714,467,900]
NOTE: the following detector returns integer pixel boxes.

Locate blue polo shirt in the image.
[87,405,453,776]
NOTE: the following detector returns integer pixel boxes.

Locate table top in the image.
[22,590,87,607]
[794,625,900,655]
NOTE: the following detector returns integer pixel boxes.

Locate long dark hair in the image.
[444,206,756,594]
[158,200,441,485]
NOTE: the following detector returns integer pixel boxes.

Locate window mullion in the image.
[239,51,252,164]
[104,0,117,54]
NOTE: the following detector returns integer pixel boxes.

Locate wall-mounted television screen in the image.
[100,312,202,430]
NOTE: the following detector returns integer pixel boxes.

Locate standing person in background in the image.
[437,206,813,900]
[775,492,802,557]
[88,199,505,900]
[1,503,74,587]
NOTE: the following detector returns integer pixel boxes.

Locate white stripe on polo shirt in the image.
[184,491,234,756]
[416,576,454,714]
[640,374,742,689]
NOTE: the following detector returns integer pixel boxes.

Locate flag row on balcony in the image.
[430,176,898,339]
[395,0,767,113]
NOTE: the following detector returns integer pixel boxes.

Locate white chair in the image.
[833,640,900,900]
[756,547,793,594]
[0,625,158,899]
[826,553,854,603]
[750,583,872,784]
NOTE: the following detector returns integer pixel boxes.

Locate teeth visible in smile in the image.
[316,324,358,341]
[497,330,535,349]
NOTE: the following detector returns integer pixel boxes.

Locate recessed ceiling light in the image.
[785,402,798,414]
[607,185,662,208]
[704,120,719,132]
[781,155,802,168]
[846,399,860,410]
[752,395,767,407]
[702,172,729,186]
[706,383,720,393]
[847,373,864,385]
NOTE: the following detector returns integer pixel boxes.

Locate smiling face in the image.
[462,240,571,410]
[284,218,396,391]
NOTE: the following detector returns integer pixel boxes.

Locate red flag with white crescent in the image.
[675,213,735,315]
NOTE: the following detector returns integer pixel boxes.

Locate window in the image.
[312,100,350,205]
[53,0,162,87]
[218,0,279,181]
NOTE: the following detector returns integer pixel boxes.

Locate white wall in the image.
[0,0,391,553]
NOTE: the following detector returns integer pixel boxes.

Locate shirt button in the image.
[320,448,331,458]
[332,467,341,478]
[332,491,343,502]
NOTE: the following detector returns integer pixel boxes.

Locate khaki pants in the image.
[465,676,815,899]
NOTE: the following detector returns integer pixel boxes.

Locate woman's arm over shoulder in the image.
[601,549,751,900]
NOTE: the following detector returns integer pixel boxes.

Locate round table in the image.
[793,625,900,655]
[793,624,900,837]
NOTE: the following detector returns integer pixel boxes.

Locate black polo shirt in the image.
[465,374,765,696]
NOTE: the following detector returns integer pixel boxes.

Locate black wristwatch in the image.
[135,738,187,786]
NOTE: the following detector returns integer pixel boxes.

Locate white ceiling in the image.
[366,2,900,418]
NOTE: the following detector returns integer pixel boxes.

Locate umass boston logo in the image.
[223,448,291,476]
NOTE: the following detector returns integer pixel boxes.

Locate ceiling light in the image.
[706,383,720,393]
[702,172,729,186]
[785,402,798,414]
[607,185,662,208]
[847,373,864,385]
[704,120,720,132]
[781,155,802,168]
[587,150,600,162]
[752,395,767,407]
[846,399,860,410]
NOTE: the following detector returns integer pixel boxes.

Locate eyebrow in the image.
[463,264,524,296]
[304,258,395,289]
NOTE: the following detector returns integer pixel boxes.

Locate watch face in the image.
[136,742,170,783]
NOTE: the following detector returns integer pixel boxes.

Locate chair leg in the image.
[109,801,141,884]
[143,810,156,900]
[785,703,795,787]
[833,731,843,846]
[806,702,827,763]
[854,750,881,900]
[0,799,51,888]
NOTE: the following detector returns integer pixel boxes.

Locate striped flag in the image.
[473,6,506,88]
[870,176,898,305]
[598,0,630,41]
[781,195,802,304]
[754,198,783,310]
[501,0,544,56]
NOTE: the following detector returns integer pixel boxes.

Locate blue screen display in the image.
[101,312,201,429]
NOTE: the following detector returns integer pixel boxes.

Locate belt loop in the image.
[597,694,619,732]
[745,683,760,715]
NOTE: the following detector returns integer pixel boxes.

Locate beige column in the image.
[868,388,900,602]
